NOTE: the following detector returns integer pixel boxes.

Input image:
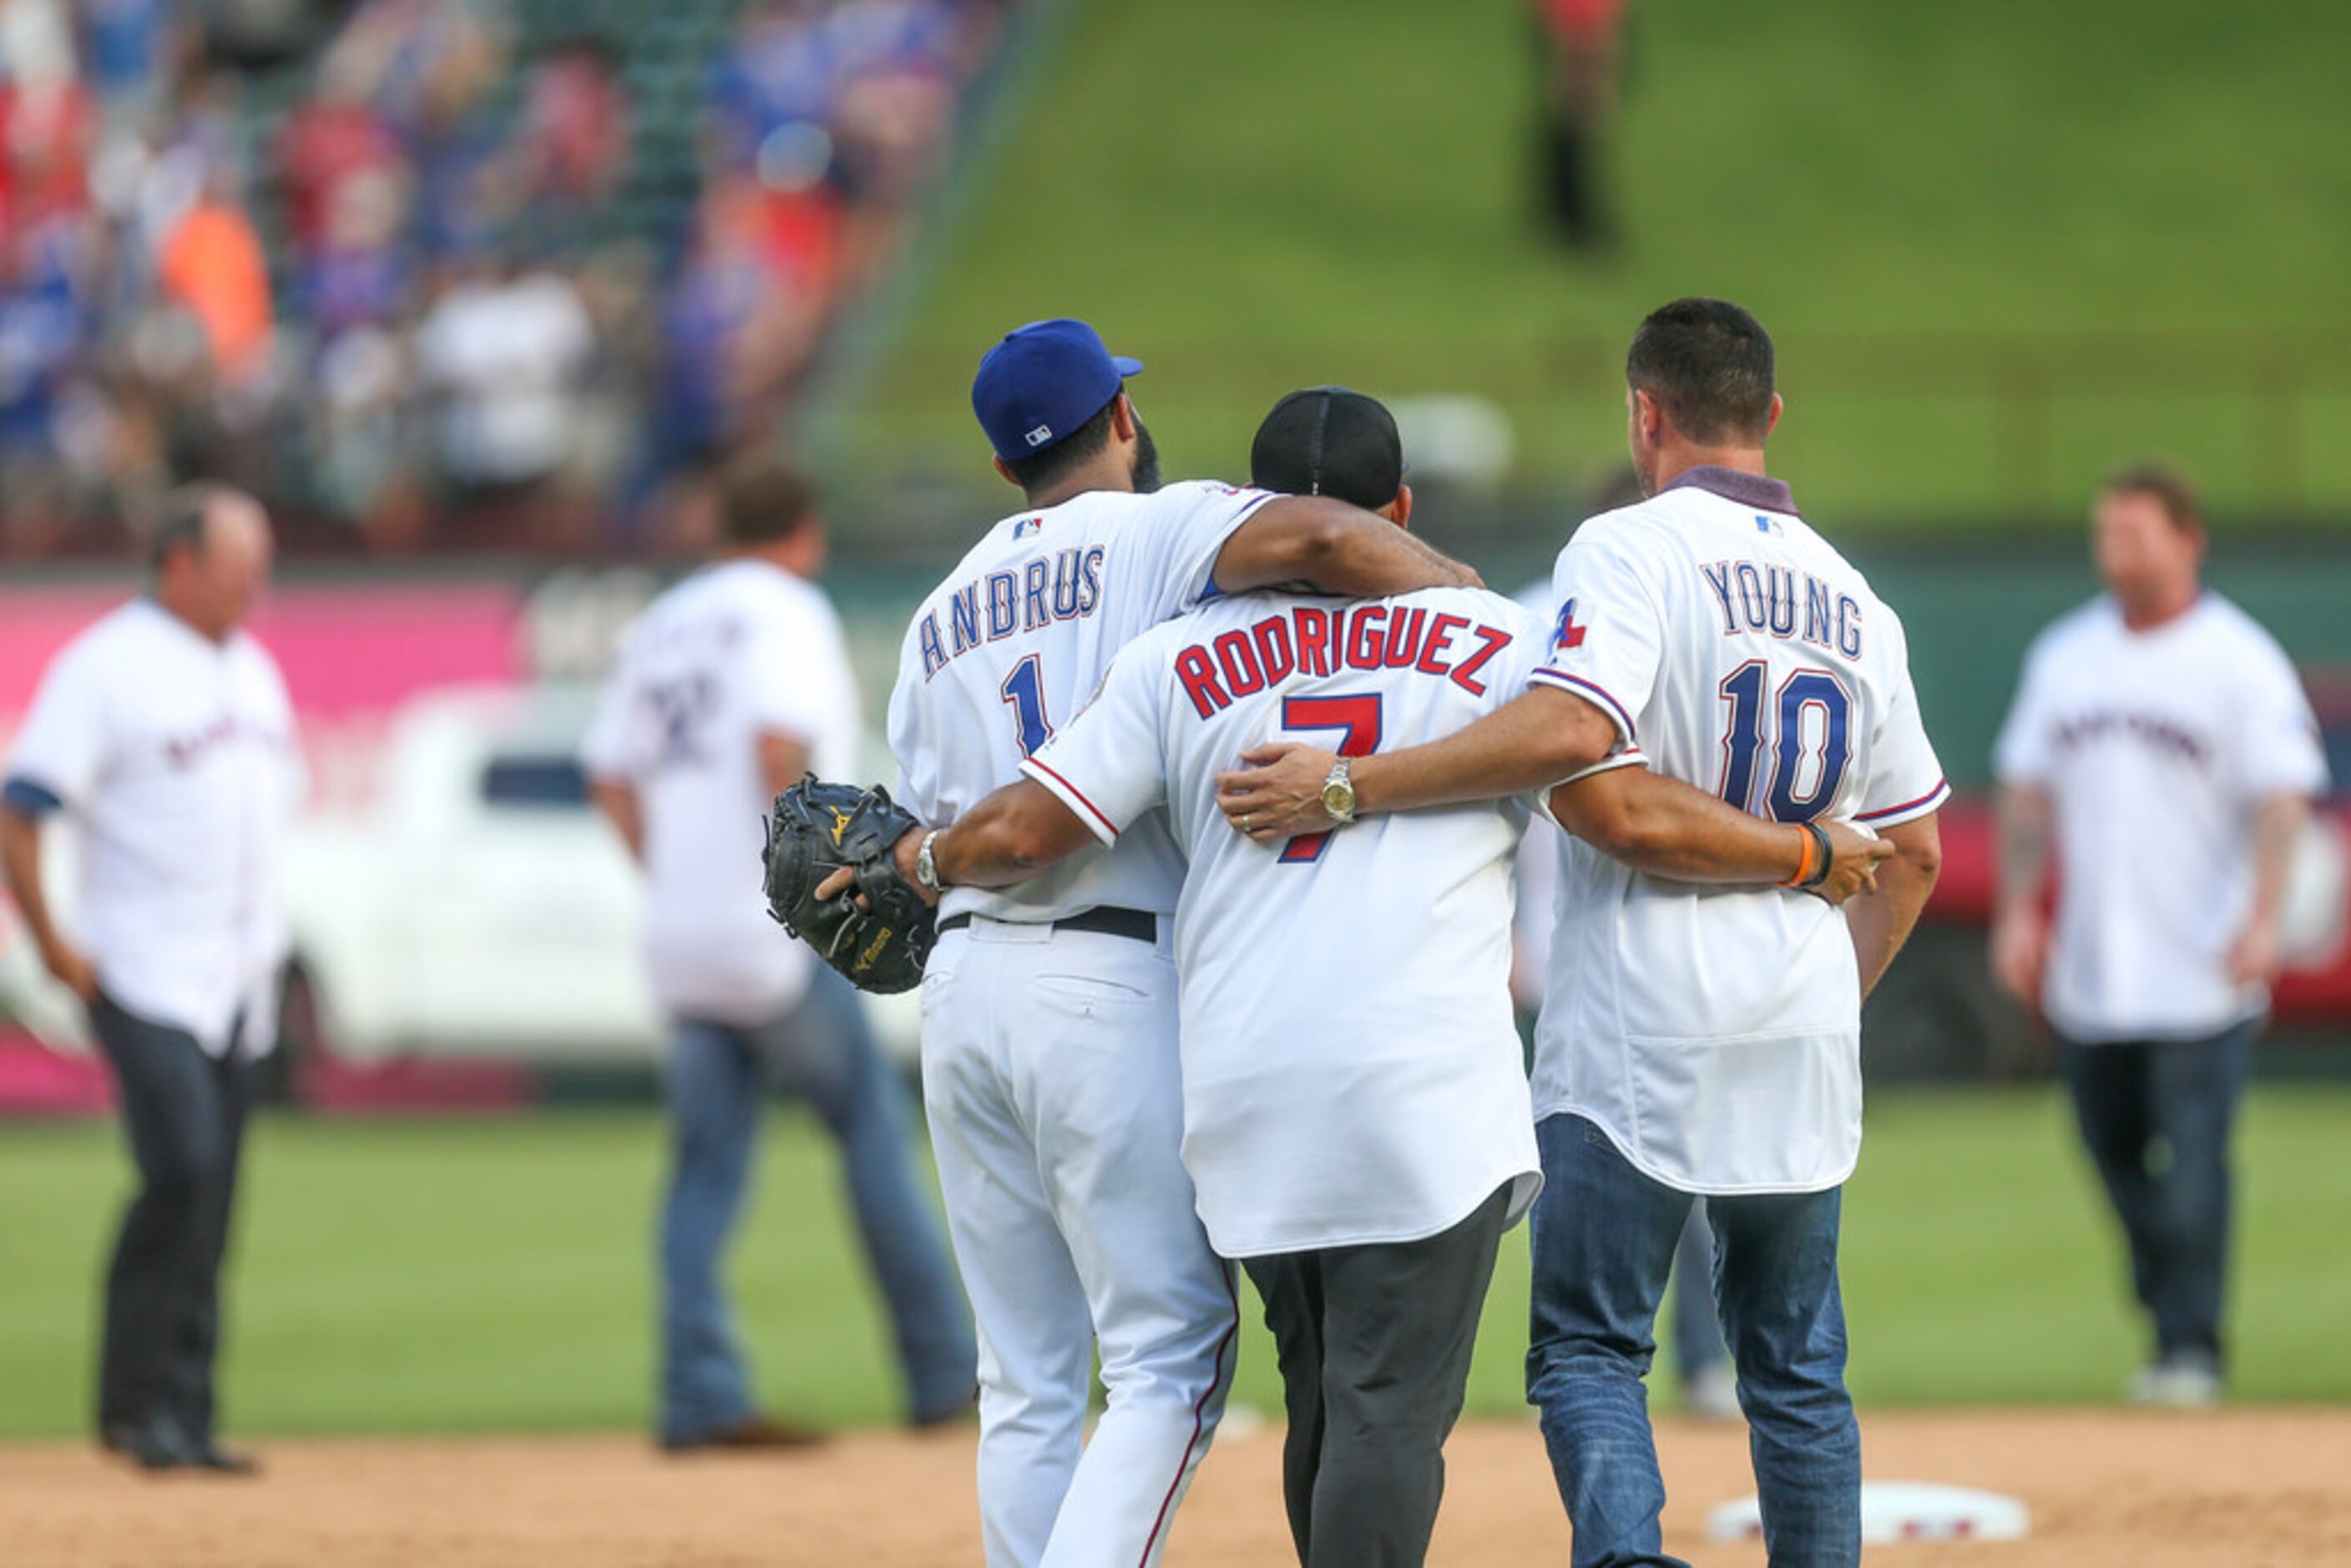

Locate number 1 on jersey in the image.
[1276,693,1383,864]
[1000,655,1053,758]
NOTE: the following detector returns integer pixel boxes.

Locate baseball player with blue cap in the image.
[887,318,1482,1567]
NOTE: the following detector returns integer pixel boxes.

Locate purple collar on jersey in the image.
[1661,464,1798,518]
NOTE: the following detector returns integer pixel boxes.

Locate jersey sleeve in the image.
[742,594,857,756]
[1991,630,2060,788]
[1524,518,1666,746]
[1855,616,1950,827]
[1019,636,1170,846]
[2227,635,2329,802]
[579,637,643,783]
[3,640,110,813]
[1132,481,1281,620]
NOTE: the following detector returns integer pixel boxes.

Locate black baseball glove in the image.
[761,778,935,994]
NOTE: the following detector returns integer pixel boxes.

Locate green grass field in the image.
[832,0,2351,522]
[3,1087,2347,1439]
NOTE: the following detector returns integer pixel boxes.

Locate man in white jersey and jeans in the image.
[1219,300,1947,1568]
[584,461,975,1449]
[867,384,1888,1566]
[1992,463,2326,1408]
[1,485,296,1475]
[888,319,1489,1568]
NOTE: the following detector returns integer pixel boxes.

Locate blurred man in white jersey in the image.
[584,461,975,1450]
[877,384,1887,1566]
[1993,463,2327,1407]
[888,320,1483,1568]
[3,485,294,1474]
[1218,301,1946,1568]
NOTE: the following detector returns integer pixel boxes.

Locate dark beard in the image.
[1130,418,1163,493]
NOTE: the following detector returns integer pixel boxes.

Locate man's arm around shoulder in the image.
[1211,496,1480,599]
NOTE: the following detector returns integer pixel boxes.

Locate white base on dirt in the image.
[1706,1482,2029,1545]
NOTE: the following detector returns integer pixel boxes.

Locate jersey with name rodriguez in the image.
[1020,586,1551,1259]
[888,479,1276,925]
[1528,471,1949,1195]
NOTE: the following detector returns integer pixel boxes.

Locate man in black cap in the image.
[1249,385,1413,527]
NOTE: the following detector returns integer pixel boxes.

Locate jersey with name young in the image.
[1527,477,1949,1194]
[888,479,1277,925]
[580,559,859,1024]
[4,599,301,1056]
[1020,586,1547,1259]
[1994,592,2328,1043]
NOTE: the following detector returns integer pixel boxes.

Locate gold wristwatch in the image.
[1320,757,1358,824]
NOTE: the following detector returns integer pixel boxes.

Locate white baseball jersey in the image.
[1994,592,2328,1042]
[4,599,301,1057]
[888,479,1275,918]
[1021,586,1549,1259]
[1527,469,1949,1194]
[580,559,860,1024]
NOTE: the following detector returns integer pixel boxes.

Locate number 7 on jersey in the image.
[1276,693,1383,863]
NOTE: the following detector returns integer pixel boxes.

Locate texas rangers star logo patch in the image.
[1553,598,1588,652]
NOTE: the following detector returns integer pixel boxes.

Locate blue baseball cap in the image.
[971,318,1145,463]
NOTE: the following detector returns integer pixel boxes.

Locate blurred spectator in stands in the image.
[323,0,505,141]
[706,0,837,179]
[75,0,174,123]
[276,50,406,271]
[414,250,594,529]
[155,162,272,396]
[3,0,98,235]
[410,38,512,264]
[0,221,88,550]
[1532,0,1626,250]
[646,175,827,544]
[514,33,629,241]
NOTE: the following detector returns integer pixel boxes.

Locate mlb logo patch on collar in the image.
[1756,514,1781,534]
[1014,516,1046,539]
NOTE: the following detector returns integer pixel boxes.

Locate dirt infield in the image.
[3,1409,2344,1566]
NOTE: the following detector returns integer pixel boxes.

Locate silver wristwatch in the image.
[914,831,946,893]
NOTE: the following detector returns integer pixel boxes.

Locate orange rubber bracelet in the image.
[1779,824,1817,888]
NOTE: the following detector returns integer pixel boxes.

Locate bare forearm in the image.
[1215,498,1480,598]
[1552,766,1804,883]
[1357,687,1619,814]
[1994,784,2050,918]
[755,731,811,800]
[2247,794,2308,922]
[1848,817,1943,998]
[933,779,1095,890]
[588,781,645,863]
[0,810,63,954]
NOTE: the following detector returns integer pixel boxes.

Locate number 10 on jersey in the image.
[1717,662,1851,823]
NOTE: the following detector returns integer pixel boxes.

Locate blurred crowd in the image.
[0,0,1012,556]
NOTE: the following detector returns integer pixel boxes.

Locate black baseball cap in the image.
[971,318,1145,463]
[1250,387,1405,511]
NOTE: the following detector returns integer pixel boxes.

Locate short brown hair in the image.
[1625,297,1776,445]
[2101,461,2203,532]
[719,458,818,547]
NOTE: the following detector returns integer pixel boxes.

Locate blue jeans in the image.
[660,968,976,1444]
[1669,1202,1727,1386]
[1525,1115,1859,1568]
[2058,1019,2257,1365]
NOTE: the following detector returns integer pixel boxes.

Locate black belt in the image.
[937,906,1158,943]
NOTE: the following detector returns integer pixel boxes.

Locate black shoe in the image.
[100,1416,196,1471]
[185,1438,261,1475]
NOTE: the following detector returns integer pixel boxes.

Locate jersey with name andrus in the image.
[888,479,1276,924]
